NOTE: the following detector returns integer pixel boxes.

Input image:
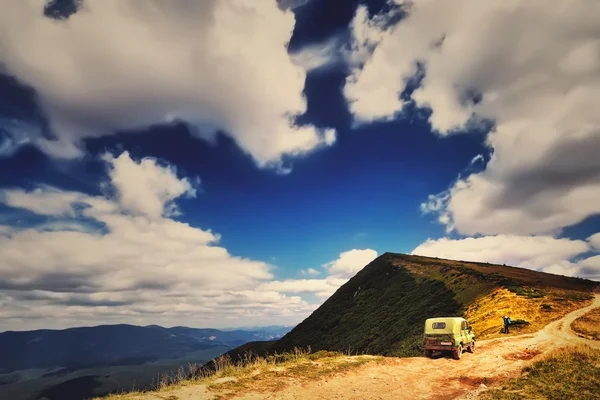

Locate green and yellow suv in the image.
[423,317,475,360]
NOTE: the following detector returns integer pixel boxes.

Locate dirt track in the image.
[146,294,600,400]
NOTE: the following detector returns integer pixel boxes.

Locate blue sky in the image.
[0,0,599,331]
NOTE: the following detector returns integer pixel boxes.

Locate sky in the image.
[0,0,599,331]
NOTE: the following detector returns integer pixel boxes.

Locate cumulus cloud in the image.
[324,248,378,278]
[411,235,597,279]
[0,152,316,330]
[301,268,321,276]
[0,147,380,329]
[290,36,346,72]
[289,3,405,74]
[259,279,333,294]
[256,249,379,300]
[588,233,600,250]
[346,0,600,235]
[104,152,196,219]
[258,276,349,300]
[577,255,600,281]
[323,128,337,146]
[1,186,88,217]
[0,0,335,166]
[278,0,311,10]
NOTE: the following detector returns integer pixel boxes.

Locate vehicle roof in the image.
[423,317,468,334]
[425,317,467,322]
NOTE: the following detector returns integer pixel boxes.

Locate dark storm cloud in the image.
[492,132,600,210]
[0,274,98,293]
[5,290,133,307]
[55,298,134,307]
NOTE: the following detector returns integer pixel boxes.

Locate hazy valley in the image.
[0,325,291,400]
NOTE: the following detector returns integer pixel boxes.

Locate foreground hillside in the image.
[92,253,596,399]
[266,253,596,357]
[99,292,600,400]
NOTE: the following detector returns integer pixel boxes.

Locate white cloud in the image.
[412,235,594,279]
[317,276,350,298]
[288,1,402,75]
[0,118,36,157]
[577,255,600,281]
[346,1,600,235]
[0,225,15,237]
[259,279,333,294]
[588,233,600,250]
[324,248,378,278]
[469,154,484,166]
[104,151,196,220]
[288,3,403,75]
[290,36,345,72]
[0,186,87,217]
[0,152,317,330]
[0,0,335,167]
[257,275,350,300]
[323,128,337,146]
[278,0,311,10]
[256,249,379,301]
[301,268,321,276]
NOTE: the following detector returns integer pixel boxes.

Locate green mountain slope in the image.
[275,255,462,356]
[221,253,598,361]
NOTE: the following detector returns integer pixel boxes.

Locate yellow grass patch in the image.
[96,349,383,400]
[465,288,593,339]
[482,345,600,400]
[571,307,600,340]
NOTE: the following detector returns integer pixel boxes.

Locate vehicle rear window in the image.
[432,322,446,329]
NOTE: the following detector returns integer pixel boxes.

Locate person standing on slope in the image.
[503,315,511,334]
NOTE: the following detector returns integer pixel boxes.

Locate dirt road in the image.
[147,294,600,400]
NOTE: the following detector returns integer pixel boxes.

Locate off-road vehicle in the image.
[423,317,475,360]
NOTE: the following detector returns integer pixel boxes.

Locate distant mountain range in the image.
[0,324,292,400]
[0,324,293,373]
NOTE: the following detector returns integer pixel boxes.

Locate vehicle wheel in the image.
[424,349,433,358]
[467,340,475,353]
[453,344,462,360]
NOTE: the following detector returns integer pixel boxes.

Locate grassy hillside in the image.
[482,345,600,400]
[275,254,462,356]
[571,307,600,340]
[99,253,598,399]
[256,253,597,358]
[99,349,383,400]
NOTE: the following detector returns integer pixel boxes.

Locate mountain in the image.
[0,324,291,400]
[166,326,293,347]
[0,324,291,373]
[221,325,294,339]
[223,253,597,361]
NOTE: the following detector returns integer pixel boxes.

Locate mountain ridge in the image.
[0,324,291,373]
[219,253,597,362]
